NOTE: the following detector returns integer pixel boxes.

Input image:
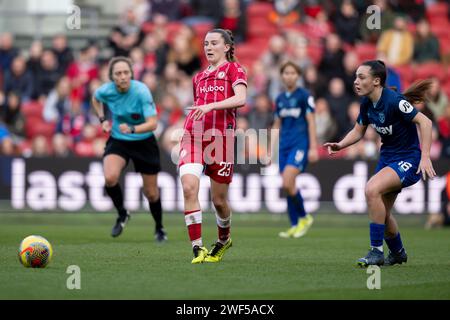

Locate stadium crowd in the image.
[0,0,449,161]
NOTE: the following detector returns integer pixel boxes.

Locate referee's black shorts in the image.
[103,135,161,175]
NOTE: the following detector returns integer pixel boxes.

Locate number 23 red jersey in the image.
[184,61,247,135]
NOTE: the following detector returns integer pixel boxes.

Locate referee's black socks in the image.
[105,184,127,217]
[149,198,163,230]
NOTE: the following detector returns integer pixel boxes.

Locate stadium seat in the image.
[430,23,450,39]
[426,2,449,21]
[246,2,273,20]
[247,23,278,42]
[192,22,214,41]
[235,44,263,61]
[25,117,55,139]
[165,22,184,44]
[21,100,43,118]
[442,81,450,98]
[414,62,447,81]
[307,44,323,66]
[354,43,377,62]
[394,64,414,84]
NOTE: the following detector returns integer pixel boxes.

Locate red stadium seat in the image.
[307,44,323,66]
[25,117,55,139]
[192,22,214,41]
[426,2,449,21]
[21,100,43,118]
[414,62,447,81]
[442,81,450,98]
[246,2,273,19]
[247,23,279,42]
[430,23,450,39]
[393,64,414,84]
[354,43,377,62]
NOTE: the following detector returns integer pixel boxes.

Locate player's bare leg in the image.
[358,167,402,267]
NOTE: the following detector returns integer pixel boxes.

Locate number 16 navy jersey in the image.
[275,87,315,151]
[357,87,420,161]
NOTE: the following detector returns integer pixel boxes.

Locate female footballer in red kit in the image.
[179,29,247,264]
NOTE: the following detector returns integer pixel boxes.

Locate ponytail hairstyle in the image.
[208,28,236,62]
[402,79,432,104]
[361,60,387,87]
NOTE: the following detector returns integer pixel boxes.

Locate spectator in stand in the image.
[248,93,274,131]
[149,0,181,21]
[141,71,162,102]
[377,15,414,66]
[217,0,247,43]
[390,0,425,23]
[0,32,19,72]
[333,0,361,46]
[3,55,33,101]
[184,0,221,25]
[27,40,44,84]
[0,121,14,155]
[35,50,63,98]
[324,77,354,139]
[303,65,327,99]
[261,34,290,100]
[142,32,169,76]
[157,92,184,134]
[314,97,337,144]
[108,8,145,57]
[167,32,202,76]
[318,33,346,82]
[438,104,450,158]
[51,34,74,74]
[173,72,194,108]
[291,37,313,72]
[342,51,359,96]
[413,18,441,64]
[269,0,301,26]
[304,8,332,40]
[427,77,448,120]
[130,47,146,80]
[128,0,151,24]
[52,133,73,157]
[66,46,99,104]
[359,0,396,43]
[247,60,269,102]
[30,135,50,157]
[74,123,100,157]
[1,91,25,144]
[150,0,181,21]
[43,76,72,124]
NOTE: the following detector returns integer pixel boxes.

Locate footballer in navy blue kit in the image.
[92,56,167,242]
[272,61,318,239]
[325,60,436,267]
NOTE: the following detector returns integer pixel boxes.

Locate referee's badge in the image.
[217,71,226,79]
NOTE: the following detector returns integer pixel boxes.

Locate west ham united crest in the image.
[378,112,385,123]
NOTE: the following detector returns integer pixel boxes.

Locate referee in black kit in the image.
[92,56,167,242]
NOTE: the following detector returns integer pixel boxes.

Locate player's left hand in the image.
[308,147,319,163]
[186,104,215,120]
[119,123,132,134]
[416,156,436,180]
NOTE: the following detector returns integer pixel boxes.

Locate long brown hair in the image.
[402,79,432,104]
[208,28,236,62]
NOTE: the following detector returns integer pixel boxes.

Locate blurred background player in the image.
[179,29,247,264]
[270,61,318,238]
[92,56,167,242]
[325,60,436,267]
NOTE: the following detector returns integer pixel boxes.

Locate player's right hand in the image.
[102,120,111,133]
[323,142,341,155]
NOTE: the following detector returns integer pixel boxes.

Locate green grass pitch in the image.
[0,212,449,299]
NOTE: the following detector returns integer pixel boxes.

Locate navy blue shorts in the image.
[279,146,308,173]
[375,155,421,188]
